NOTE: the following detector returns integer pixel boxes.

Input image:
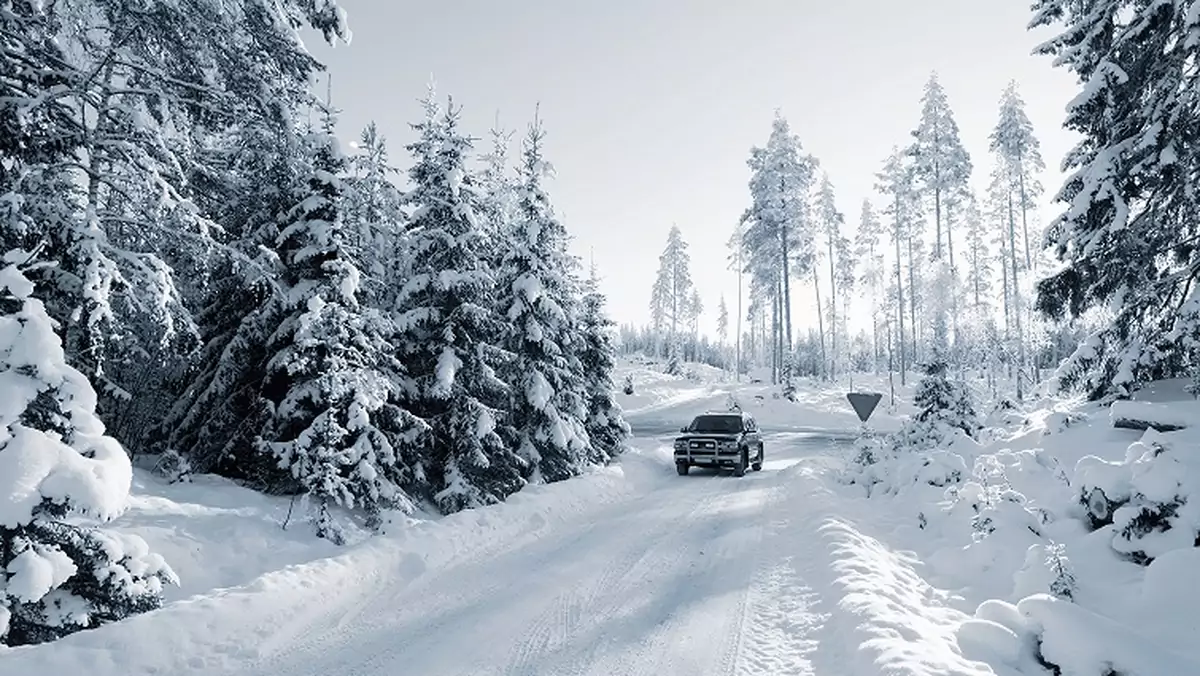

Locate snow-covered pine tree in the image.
[717,295,729,362]
[0,250,176,646]
[578,264,631,462]
[156,118,308,485]
[686,288,703,362]
[854,200,886,373]
[875,147,923,384]
[988,82,1044,399]
[740,113,818,385]
[395,92,524,513]
[909,72,973,265]
[479,120,518,251]
[650,225,695,371]
[344,122,407,310]
[1029,1,1195,400]
[258,107,427,542]
[499,117,593,483]
[989,81,1044,273]
[1,0,351,462]
[814,174,844,379]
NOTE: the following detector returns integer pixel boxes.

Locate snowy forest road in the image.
[237,431,851,676]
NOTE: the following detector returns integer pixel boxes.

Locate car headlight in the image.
[674,440,686,450]
[718,440,736,450]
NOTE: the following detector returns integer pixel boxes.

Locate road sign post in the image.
[846,391,883,437]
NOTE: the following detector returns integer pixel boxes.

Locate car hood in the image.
[676,432,741,441]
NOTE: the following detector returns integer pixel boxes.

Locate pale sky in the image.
[306,1,1080,338]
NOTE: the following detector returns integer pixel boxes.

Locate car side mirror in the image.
[680,426,688,433]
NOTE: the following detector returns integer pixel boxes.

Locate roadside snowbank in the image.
[0,445,675,673]
[845,380,1200,674]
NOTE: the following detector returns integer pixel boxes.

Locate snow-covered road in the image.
[236,432,848,676]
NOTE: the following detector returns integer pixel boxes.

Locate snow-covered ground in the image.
[5,358,1189,675]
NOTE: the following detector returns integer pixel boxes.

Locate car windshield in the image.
[688,415,743,434]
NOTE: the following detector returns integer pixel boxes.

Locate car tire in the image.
[752,446,763,472]
[733,450,747,477]
[676,462,689,476]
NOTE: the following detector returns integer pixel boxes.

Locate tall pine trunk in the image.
[894,198,907,387]
[735,243,743,381]
[1007,191,1025,401]
[907,236,918,367]
[827,236,837,380]
[779,225,794,377]
[1016,145,1033,271]
[813,267,826,380]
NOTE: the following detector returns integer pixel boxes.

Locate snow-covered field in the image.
[2,358,1193,675]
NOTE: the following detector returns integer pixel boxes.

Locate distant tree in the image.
[854,199,886,372]
[989,81,1044,272]
[875,147,922,384]
[910,72,973,266]
[650,225,694,372]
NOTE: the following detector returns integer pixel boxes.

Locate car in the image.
[673,411,764,477]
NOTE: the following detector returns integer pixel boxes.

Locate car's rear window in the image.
[688,415,743,433]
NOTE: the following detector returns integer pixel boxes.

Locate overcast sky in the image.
[307,0,1080,337]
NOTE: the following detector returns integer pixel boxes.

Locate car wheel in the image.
[733,450,747,477]
[752,446,763,472]
[676,462,689,476]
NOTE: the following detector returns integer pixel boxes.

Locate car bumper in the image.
[675,449,740,466]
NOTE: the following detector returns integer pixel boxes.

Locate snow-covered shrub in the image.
[1074,429,1200,565]
[154,448,193,484]
[911,355,981,439]
[665,348,682,376]
[622,374,635,395]
[0,252,176,645]
[1041,409,1090,436]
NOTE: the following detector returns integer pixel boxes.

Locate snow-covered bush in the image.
[154,448,193,484]
[843,428,968,499]
[910,355,980,440]
[622,374,635,395]
[0,252,176,645]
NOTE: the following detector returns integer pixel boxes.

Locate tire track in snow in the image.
[728,463,836,676]
[501,482,738,676]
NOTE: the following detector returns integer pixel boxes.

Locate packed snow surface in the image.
[10,360,1194,675]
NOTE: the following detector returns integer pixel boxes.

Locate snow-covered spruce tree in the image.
[257,112,427,542]
[909,315,980,441]
[343,121,407,311]
[579,264,632,461]
[155,119,308,485]
[498,118,592,482]
[1030,0,1196,399]
[395,93,524,514]
[0,250,176,646]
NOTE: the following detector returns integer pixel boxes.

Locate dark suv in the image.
[673,411,764,477]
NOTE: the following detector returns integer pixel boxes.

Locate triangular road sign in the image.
[846,392,883,423]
